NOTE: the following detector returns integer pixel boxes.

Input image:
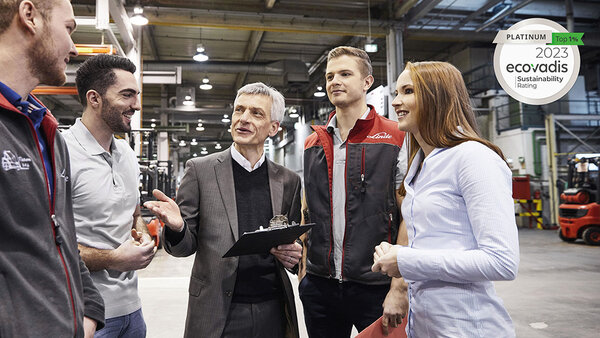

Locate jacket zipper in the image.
[360,146,366,194]
[20,107,78,334]
[388,213,393,243]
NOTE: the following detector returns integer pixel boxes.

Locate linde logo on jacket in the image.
[366,132,392,139]
[2,150,32,171]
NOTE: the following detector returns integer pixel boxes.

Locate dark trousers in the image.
[221,298,285,338]
[299,273,390,338]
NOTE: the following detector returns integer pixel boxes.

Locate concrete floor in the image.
[137,228,600,337]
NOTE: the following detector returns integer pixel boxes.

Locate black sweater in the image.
[231,160,282,303]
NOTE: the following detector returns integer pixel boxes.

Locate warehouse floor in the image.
[137,228,600,338]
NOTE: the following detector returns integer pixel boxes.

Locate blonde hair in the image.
[327,46,372,77]
[399,61,506,195]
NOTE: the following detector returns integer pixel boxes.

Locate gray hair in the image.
[234,82,285,123]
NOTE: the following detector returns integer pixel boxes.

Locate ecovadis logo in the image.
[493,18,583,105]
[505,60,568,73]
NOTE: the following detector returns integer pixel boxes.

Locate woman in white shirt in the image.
[372,61,519,337]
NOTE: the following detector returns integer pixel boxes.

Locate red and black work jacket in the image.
[303,105,405,284]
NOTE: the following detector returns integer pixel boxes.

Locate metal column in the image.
[545,113,559,226]
[386,25,404,96]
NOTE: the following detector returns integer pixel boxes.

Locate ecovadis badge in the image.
[493,18,583,105]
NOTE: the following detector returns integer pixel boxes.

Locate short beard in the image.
[28,26,66,86]
[101,98,131,133]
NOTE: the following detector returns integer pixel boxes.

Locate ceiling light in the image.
[130,6,148,26]
[179,140,186,147]
[222,114,230,123]
[193,153,197,157]
[196,126,205,131]
[278,126,283,131]
[215,143,222,150]
[193,44,209,62]
[143,141,149,145]
[183,92,194,106]
[151,118,156,122]
[364,42,378,53]
[199,77,213,90]
[201,150,208,155]
[197,122,203,127]
[364,0,377,53]
[190,138,198,146]
[150,123,156,128]
[289,107,299,118]
[314,86,326,97]
[227,127,231,133]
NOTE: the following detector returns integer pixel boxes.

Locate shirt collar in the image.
[0,81,46,115]
[230,144,266,172]
[327,106,371,132]
[0,81,22,106]
[68,118,117,156]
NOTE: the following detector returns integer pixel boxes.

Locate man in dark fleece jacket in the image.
[0,0,104,337]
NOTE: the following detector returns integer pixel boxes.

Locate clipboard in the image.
[223,223,314,258]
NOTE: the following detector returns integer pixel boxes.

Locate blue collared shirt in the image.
[0,81,54,201]
[397,141,519,337]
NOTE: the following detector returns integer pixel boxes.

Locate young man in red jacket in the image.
[301,46,408,337]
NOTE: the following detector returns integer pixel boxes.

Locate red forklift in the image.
[558,155,600,245]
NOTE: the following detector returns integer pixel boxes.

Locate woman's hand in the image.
[372,241,402,278]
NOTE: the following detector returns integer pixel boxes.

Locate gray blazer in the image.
[163,148,302,338]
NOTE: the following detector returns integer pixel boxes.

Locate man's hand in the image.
[372,241,402,278]
[110,233,156,272]
[132,229,153,247]
[381,284,408,335]
[270,241,302,270]
[83,316,97,338]
[143,189,184,232]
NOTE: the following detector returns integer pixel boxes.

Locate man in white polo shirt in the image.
[63,54,156,338]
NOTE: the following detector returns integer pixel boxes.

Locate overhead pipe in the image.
[475,0,535,32]
[143,60,299,75]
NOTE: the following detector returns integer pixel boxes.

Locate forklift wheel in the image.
[582,227,600,246]
[558,229,576,242]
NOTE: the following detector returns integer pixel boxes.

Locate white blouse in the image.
[397,141,519,337]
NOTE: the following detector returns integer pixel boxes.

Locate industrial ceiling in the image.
[39,0,600,152]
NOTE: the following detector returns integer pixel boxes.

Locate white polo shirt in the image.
[62,118,141,319]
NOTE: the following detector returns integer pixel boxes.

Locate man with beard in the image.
[0,0,105,337]
[63,54,156,338]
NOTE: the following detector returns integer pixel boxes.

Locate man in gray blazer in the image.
[144,82,302,338]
